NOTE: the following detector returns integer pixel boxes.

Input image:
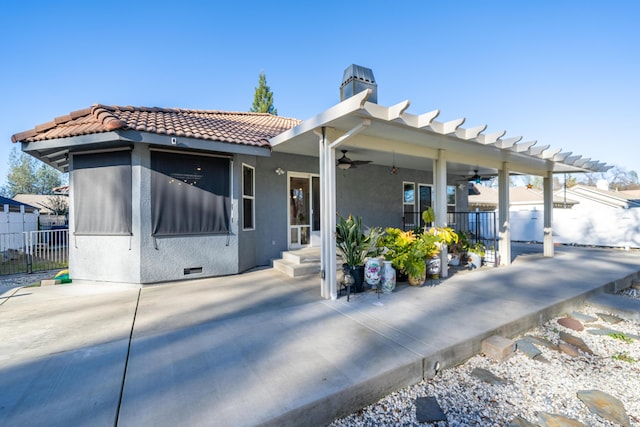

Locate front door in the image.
[288,173,320,248]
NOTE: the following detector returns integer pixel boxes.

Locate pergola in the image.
[271,89,609,299]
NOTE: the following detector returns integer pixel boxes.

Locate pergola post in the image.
[319,122,370,299]
[498,164,511,266]
[433,150,448,278]
[543,172,554,257]
[319,128,333,299]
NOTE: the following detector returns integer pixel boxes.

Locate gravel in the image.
[330,303,640,427]
[0,271,59,292]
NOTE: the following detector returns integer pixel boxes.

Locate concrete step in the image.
[272,248,344,278]
[282,248,321,265]
[273,258,321,278]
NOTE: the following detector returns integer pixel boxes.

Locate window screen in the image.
[151,151,230,236]
[73,150,132,235]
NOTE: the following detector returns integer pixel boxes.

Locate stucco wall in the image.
[137,146,240,283]
[237,155,257,272]
[70,145,242,284]
[336,164,433,229]
[69,147,142,284]
[254,152,319,266]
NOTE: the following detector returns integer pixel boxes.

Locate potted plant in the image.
[336,214,383,292]
[449,230,472,266]
[466,241,486,269]
[379,222,458,286]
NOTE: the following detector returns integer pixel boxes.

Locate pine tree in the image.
[250,72,277,115]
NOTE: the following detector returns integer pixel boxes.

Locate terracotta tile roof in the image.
[12,104,301,148]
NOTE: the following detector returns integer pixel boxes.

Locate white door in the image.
[288,173,320,249]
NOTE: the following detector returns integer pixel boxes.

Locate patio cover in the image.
[270,89,610,299]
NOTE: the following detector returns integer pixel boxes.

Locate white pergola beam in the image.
[474,130,506,145]
[416,110,440,128]
[493,136,522,149]
[388,100,411,121]
[574,158,591,167]
[528,144,550,156]
[430,117,465,135]
[541,147,562,159]
[564,155,582,165]
[455,124,487,140]
[510,140,537,153]
[554,151,572,162]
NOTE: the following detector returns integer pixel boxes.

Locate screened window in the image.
[73,150,132,235]
[403,182,416,228]
[242,164,255,230]
[447,185,457,212]
[151,151,230,236]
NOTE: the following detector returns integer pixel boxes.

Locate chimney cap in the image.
[341,64,376,87]
[340,64,377,103]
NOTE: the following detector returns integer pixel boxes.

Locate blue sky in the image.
[1,1,638,187]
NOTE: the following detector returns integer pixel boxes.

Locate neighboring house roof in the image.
[469,184,578,210]
[12,104,301,148]
[12,194,68,215]
[0,196,38,213]
[563,185,640,209]
[618,189,640,201]
[53,185,69,195]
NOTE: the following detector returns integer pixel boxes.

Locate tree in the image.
[4,148,64,196]
[38,195,69,217]
[249,72,277,115]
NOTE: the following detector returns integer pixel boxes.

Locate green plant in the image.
[336,214,383,266]
[608,332,633,343]
[467,241,486,257]
[612,351,636,363]
[378,226,458,278]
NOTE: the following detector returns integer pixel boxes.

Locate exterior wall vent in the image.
[340,64,377,103]
[184,267,203,275]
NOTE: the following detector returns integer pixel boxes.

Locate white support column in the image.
[543,172,554,257]
[319,129,329,298]
[498,164,511,266]
[319,122,370,299]
[433,150,448,278]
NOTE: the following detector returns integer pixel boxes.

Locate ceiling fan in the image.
[337,150,371,170]
[462,169,492,184]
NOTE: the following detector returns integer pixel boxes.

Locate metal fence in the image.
[403,211,499,265]
[0,229,69,275]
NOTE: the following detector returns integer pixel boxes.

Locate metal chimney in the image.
[340,64,377,103]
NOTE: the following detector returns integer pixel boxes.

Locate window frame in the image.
[242,163,255,231]
[447,185,457,212]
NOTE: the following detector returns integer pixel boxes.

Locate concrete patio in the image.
[0,244,639,426]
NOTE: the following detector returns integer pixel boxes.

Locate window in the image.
[73,150,132,235]
[151,150,230,236]
[447,185,457,212]
[403,182,416,228]
[242,164,255,230]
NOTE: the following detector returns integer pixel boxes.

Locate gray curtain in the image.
[73,150,132,235]
[151,151,230,236]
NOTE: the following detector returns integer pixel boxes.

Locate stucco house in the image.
[11,65,609,298]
